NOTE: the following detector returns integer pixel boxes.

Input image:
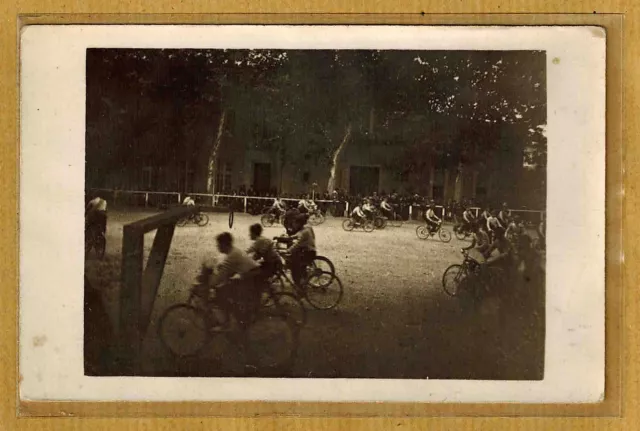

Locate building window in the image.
[215,163,232,194]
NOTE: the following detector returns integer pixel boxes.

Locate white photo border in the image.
[19,25,605,403]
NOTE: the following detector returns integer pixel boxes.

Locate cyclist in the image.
[298,195,312,214]
[182,196,196,206]
[498,202,511,227]
[462,207,475,232]
[478,207,491,230]
[424,203,441,234]
[462,222,492,260]
[286,214,317,287]
[200,232,262,323]
[380,197,394,220]
[247,223,281,278]
[362,199,375,221]
[486,210,505,243]
[85,195,108,238]
[350,202,367,225]
[283,206,301,236]
[269,196,286,219]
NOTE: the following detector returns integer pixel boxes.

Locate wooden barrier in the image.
[118,205,199,374]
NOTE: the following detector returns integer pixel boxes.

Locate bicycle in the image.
[157,278,300,371]
[416,221,452,242]
[307,209,326,226]
[177,211,209,227]
[85,222,106,259]
[453,223,473,241]
[370,209,387,230]
[342,217,375,233]
[260,211,284,227]
[442,249,506,305]
[271,243,343,310]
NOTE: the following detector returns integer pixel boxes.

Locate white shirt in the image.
[87,197,107,212]
[352,206,365,217]
[426,208,439,221]
[207,247,259,287]
[183,197,195,206]
[381,201,392,211]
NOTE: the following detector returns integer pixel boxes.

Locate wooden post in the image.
[119,226,143,374]
[139,224,175,336]
[145,192,149,208]
[243,197,248,213]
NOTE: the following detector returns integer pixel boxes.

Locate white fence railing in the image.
[87,188,544,223]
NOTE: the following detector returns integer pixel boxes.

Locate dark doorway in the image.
[349,166,380,197]
[253,163,271,194]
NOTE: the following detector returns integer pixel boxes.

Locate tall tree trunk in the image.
[207,109,227,195]
[327,123,352,193]
[454,162,464,202]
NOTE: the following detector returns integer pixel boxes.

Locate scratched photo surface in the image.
[83,48,547,379]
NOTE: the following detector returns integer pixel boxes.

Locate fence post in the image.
[243,197,247,213]
[409,205,413,219]
[145,192,149,208]
[345,201,349,218]
[178,193,181,204]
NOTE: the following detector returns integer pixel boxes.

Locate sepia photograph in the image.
[83,46,547,379]
[19,25,605,403]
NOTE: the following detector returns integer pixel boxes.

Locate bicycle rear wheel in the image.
[244,309,299,372]
[304,272,344,310]
[454,228,467,241]
[373,216,386,229]
[157,304,209,358]
[363,220,375,232]
[416,225,429,240]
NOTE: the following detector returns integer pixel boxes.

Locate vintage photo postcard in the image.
[19,25,605,403]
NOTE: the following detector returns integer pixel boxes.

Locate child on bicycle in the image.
[380,197,394,220]
[200,232,262,324]
[247,223,281,278]
[350,203,366,225]
[462,222,491,261]
[424,204,441,234]
[286,214,317,287]
[85,195,108,238]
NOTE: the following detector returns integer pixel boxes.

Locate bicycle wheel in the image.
[177,217,188,227]
[373,216,386,229]
[157,304,209,358]
[454,228,467,241]
[261,214,274,227]
[244,309,299,371]
[442,264,466,297]
[439,228,452,243]
[196,213,209,227]
[228,208,234,229]
[342,218,355,231]
[305,272,344,310]
[363,220,375,232]
[310,255,336,276]
[270,292,307,327]
[416,225,429,240]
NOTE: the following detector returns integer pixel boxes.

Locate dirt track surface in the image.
[85,210,544,380]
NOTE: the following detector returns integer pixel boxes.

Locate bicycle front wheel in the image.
[363,220,375,232]
[196,213,209,227]
[310,255,336,276]
[439,228,452,243]
[261,214,274,227]
[305,272,344,310]
[442,264,466,297]
[158,304,209,358]
[342,218,355,231]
